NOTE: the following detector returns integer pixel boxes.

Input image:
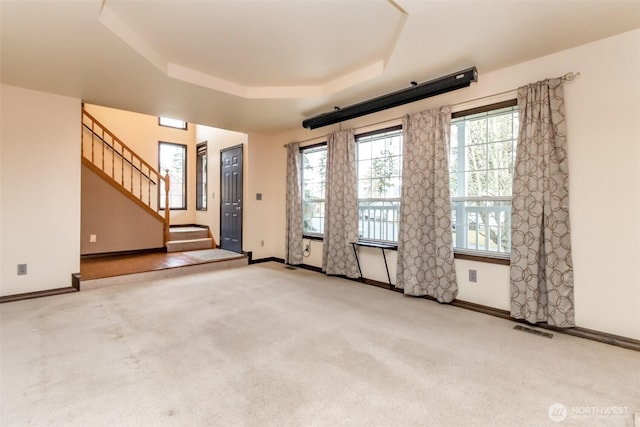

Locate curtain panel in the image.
[322,130,360,278]
[396,107,457,303]
[285,143,304,265]
[510,78,575,327]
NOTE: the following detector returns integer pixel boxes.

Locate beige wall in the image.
[84,104,197,225]
[81,164,164,255]
[244,132,286,259]
[0,84,81,296]
[194,125,247,245]
[270,30,640,340]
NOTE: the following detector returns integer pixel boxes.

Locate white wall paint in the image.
[0,84,81,296]
[271,30,640,340]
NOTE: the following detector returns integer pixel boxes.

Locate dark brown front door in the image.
[220,145,243,253]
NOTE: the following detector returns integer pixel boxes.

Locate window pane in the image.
[303,201,324,234]
[465,144,487,171]
[358,200,400,242]
[356,127,403,243]
[488,113,513,142]
[487,140,514,170]
[388,135,402,156]
[357,159,372,181]
[159,142,187,210]
[358,140,372,160]
[467,119,487,145]
[358,178,372,199]
[159,117,187,130]
[450,104,517,256]
[466,171,488,197]
[489,168,513,197]
[301,145,327,236]
[388,176,402,198]
[196,143,207,210]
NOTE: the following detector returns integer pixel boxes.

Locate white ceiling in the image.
[1,0,639,134]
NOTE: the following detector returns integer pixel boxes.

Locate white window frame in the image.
[196,142,207,211]
[159,116,187,130]
[450,100,518,259]
[356,126,403,244]
[159,141,187,210]
[300,143,327,238]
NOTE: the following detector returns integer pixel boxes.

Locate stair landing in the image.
[80,249,247,290]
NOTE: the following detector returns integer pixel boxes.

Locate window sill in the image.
[454,252,510,265]
[303,235,324,242]
[353,240,398,250]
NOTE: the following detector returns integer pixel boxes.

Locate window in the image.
[356,126,402,242]
[159,142,187,210]
[159,117,188,130]
[450,100,518,257]
[301,144,327,236]
[196,142,207,211]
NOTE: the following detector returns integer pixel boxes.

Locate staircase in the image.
[81,108,217,251]
[166,226,214,252]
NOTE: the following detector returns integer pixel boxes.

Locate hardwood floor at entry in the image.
[80,252,203,280]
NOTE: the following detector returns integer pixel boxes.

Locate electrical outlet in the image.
[260,240,264,247]
[305,243,310,251]
[469,269,477,283]
[17,264,27,276]
[90,234,97,243]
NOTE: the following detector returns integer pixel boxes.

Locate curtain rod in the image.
[284,71,580,148]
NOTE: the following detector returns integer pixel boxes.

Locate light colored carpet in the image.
[1,263,638,426]
[183,248,243,262]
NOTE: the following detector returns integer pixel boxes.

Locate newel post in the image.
[163,170,171,245]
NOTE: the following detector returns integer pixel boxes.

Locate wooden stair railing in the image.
[163,169,171,245]
[81,109,170,244]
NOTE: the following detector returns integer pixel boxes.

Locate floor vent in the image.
[514,325,553,339]
[284,266,297,270]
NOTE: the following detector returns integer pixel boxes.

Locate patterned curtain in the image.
[322,130,359,278]
[285,143,304,265]
[510,78,574,327]
[396,107,457,303]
